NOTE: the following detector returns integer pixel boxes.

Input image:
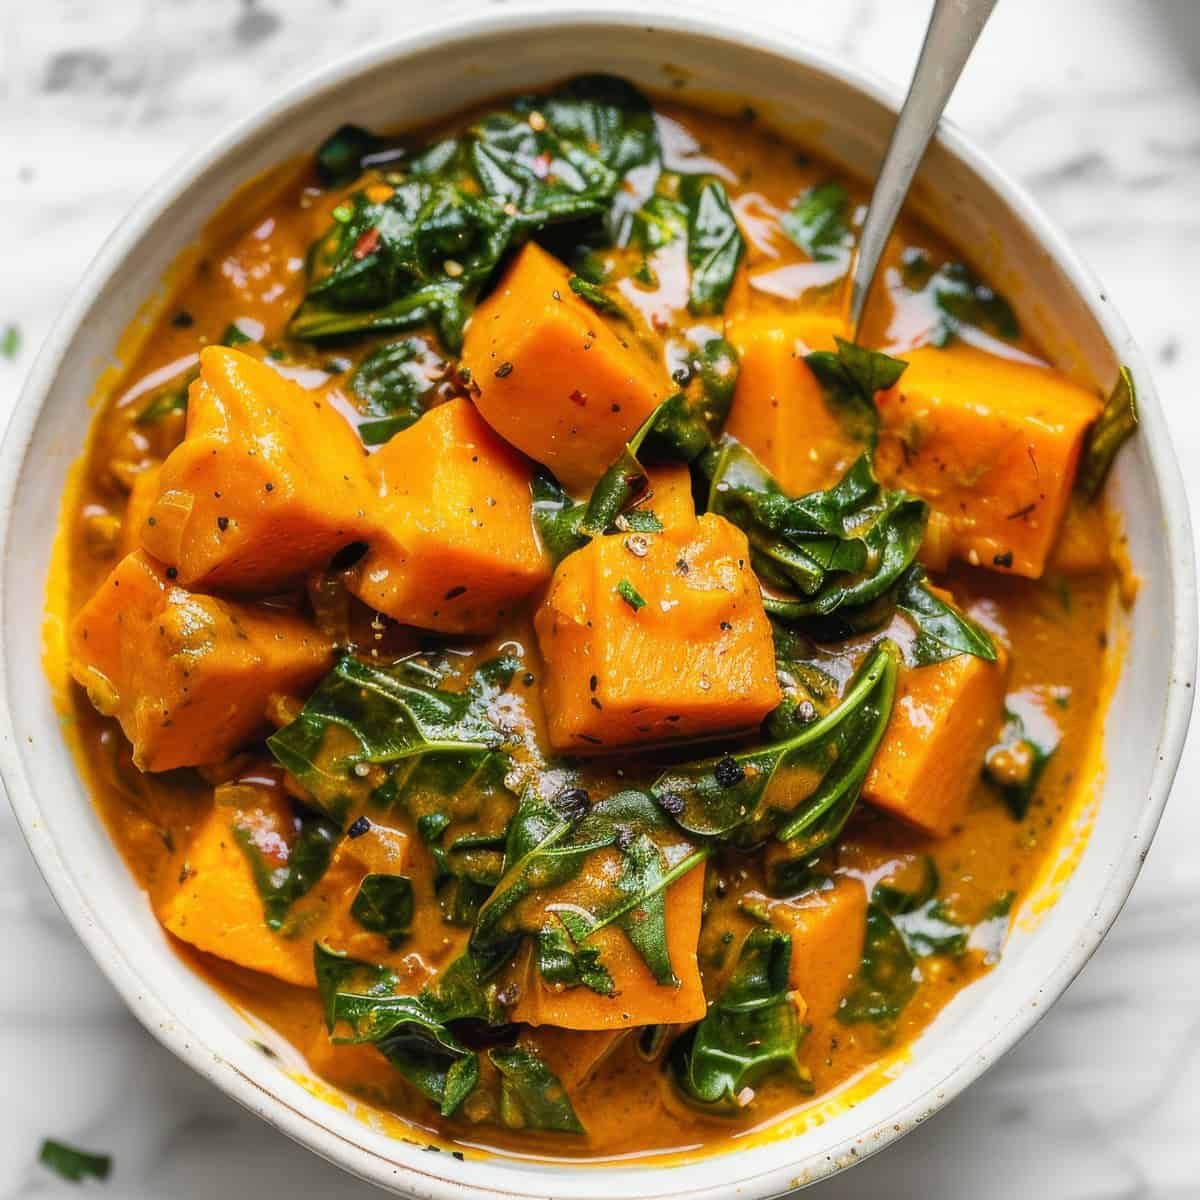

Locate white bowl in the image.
[2,6,1195,1197]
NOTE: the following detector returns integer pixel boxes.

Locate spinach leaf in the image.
[267,654,506,824]
[681,175,744,315]
[534,925,615,996]
[490,1047,585,1133]
[135,370,194,425]
[780,182,853,264]
[38,1139,112,1183]
[348,336,443,445]
[530,473,588,565]
[967,890,1017,965]
[644,334,740,463]
[351,874,415,947]
[314,944,480,1116]
[804,336,907,447]
[902,253,1020,347]
[567,273,627,319]
[894,565,998,666]
[1076,365,1138,500]
[652,640,898,851]
[232,805,340,931]
[839,859,968,1028]
[628,191,687,252]
[671,927,804,1111]
[291,76,660,350]
[705,441,927,620]
[983,696,1060,819]
[316,124,384,188]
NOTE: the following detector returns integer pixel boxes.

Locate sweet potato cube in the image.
[142,346,372,591]
[864,647,1010,836]
[120,464,161,557]
[724,313,861,496]
[160,797,410,987]
[510,860,707,1031]
[68,551,332,771]
[643,464,697,529]
[347,397,551,634]
[461,243,670,493]
[535,513,780,752]
[1048,494,1113,574]
[875,345,1100,578]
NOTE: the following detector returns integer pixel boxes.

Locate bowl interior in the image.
[3,11,1192,1200]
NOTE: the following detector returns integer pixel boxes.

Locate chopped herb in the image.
[38,1139,112,1183]
[1,324,20,360]
[1076,366,1138,500]
[616,579,646,611]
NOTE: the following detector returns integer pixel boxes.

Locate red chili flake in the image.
[353,227,381,259]
[570,389,588,406]
[532,152,552,179]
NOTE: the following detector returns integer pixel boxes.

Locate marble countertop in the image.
[1,1,1198,1195]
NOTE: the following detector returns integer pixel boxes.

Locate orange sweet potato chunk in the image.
[864,647,1010,837]
[724,312,861,496]
[875,345,1101,579]
[643,464,697,529]
[346,397,551,634]
[120,464,161,557]
[535,513,780,752]
[461,243,670,493]
[510,861,707,1031]
[68,551,332,771]
[1048,493,1114,574]
[160,795,410,987]
[141,346,372,591]
[517,1027,628,1093]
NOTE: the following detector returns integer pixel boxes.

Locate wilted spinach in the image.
[901,252,1020,347]
[490,1047,586,1134]
[267,653,511,824]
[894,565,998,667]
[1076,365,1138,501]
[780,182,853,264]
[291,76,660,350]
[804,337,907,448]
[315,124,384,188]
[351,874,415,947]
[232,804,340,931]
[671,927,804,1110]
[681,174,744,315]
[705,440,927,620]
[652,640,898,853]
[838,858,968,1028]
[347,336,443,445]
[983,694,1060,819]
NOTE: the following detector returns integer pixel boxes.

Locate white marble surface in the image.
[1,0,1199,1195]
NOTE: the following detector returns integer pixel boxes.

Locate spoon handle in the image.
[849,0,1000,339]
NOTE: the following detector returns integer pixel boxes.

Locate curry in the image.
[50,77,1135,1162]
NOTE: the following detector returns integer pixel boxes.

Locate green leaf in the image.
[804,336,906,446]
[351,874,415,947]
[652,640,898,851]
[291,76,659,351]
[671,927,805,1111]
[220,320,255,347]
[534,925,615,995]
[780,182,852,263]
[135,369,195,425]
[839,859,969,1028]
[233,805,340,931]
[628,191,687,253]
[616,579,646,611]
[681,175,744,315]
[983,694,1060,819]
[348,336,443,445]
[567,273,627,318]
[902,254,1020,347]
[316,123,384,188]
[490,1048,586,1133]
[314,944,480,1115]
[267,654,506,824]
[530,472,588,565]
[1,324,21,360]
[38,1139,112,1183]
[643,335,740,464]
[894,565,998,666]
[1076,365,1138,500]
[704,442,927,620]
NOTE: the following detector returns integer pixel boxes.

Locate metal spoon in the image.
[849,0,1000,340]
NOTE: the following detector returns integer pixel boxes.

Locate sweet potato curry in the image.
[53,77,1137,1160]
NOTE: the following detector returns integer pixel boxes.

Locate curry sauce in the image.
[48,80,1128,1162]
